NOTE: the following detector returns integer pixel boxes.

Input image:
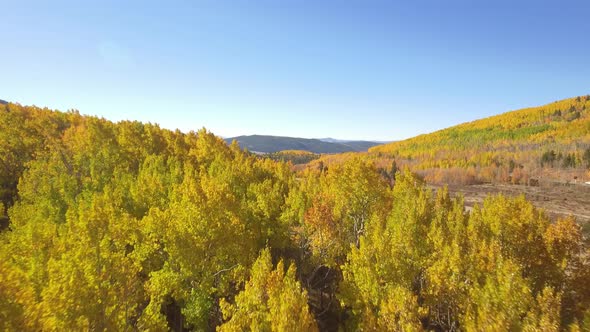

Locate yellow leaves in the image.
[300,194,346,267]
[523,287,562,332]
[544,216,582,265]
[0,258,40,331]
[367,96,590,185]
[340,169,433,329]
[341,171,590,331]
[192,128,232,168]
[3,101,590,330]
[464,259,533,332]
[378,287,424,332]
[34,191,146,331]
[326,158,391,244]
[218,248,318,332]
[291,157,391,270]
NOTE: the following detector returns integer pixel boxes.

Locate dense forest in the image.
[1,102,590,331]
[312,96,590,186]
[264,150,320,165]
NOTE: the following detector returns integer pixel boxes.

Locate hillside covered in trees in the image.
[1,102,590,331]
[225,135,380,154]
[365,96,590,185]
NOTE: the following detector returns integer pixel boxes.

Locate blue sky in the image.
[1,0,589,140]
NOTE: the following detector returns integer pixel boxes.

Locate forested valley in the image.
[1,102,589,331]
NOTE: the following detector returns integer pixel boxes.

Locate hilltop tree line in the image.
[1,103,589,331]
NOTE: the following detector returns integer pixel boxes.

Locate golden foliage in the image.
[1,101,589,331]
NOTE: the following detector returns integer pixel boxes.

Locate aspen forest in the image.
[1,101,589,331]
[311,96,590,187]
[373,96,590,185]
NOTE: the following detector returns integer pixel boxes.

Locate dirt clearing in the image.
[432,182,590,237]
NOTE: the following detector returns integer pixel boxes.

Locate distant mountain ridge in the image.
[0,99,7,105]
[225,135,381,153]
[318,138,350,143]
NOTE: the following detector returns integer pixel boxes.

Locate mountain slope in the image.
[371,95,589,156]
[226,135,380,153]
[338,140,382,152]
[368,95,590,183]
[307,96,590,186]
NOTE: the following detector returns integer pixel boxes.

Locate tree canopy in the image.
[1,102,589,331]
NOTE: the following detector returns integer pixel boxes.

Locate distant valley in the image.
[224,135,381,153]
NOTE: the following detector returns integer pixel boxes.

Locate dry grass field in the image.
[437,181,590,238]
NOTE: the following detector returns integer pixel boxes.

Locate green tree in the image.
[583,148,590,168]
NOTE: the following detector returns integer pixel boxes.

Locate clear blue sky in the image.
[2,0,589,141]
